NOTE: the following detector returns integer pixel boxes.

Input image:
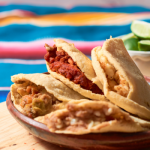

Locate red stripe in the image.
[0,44,104,58]
[0,46,46,59]
[144,76,150,83]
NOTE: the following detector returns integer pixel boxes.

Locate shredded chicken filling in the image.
[44,44,103,95]
[15,81,58,118]
[46,105,127,132]
[98,53,129,97]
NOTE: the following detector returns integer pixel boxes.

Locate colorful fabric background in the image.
[1,4,150,103]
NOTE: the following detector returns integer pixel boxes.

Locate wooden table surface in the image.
[0,102,72,150]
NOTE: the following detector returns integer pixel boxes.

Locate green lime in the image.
[131,20,150,40]
[123,38,139,50]
[138,40,150,51]
[122,33,137,41]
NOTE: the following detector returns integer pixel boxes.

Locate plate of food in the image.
[7,38,150,150]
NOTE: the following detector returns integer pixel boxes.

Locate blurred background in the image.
[1,0,150,102]
[1,0,150,7]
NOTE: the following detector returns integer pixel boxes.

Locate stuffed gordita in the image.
[35,99,150,134]
[44,39,106,101]
[92,38,150,120]
[11,73,85,118]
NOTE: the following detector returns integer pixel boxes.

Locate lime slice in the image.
[138,40,150,51]
[123,38,139,50]
[122,33,137,41]
[131,20,150,39]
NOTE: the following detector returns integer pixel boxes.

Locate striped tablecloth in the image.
[1,4,150,103]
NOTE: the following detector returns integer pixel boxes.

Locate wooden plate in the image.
[6,76,150,150]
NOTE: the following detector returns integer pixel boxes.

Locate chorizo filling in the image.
[97,51,129,97]
[44,44,103,95]
[45,102,131,132]
[14,81,59,118]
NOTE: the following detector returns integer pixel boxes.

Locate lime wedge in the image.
[138,40,150,51]
[122,33,137,41]
[123,38,139,50]
[131,20,150,39]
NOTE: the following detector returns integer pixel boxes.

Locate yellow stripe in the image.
[0,12,150,26]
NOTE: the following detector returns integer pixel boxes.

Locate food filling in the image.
[45,102,130,132]
[14,81,59,118]
[44,44,103,95]
[98,52,129,97]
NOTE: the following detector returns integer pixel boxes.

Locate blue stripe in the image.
[0,63,47,87]
[69,5,150,13]
[2,18,150,42]
[0,91,9,103]
[0,24,131,42]
[0,4,150,14]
